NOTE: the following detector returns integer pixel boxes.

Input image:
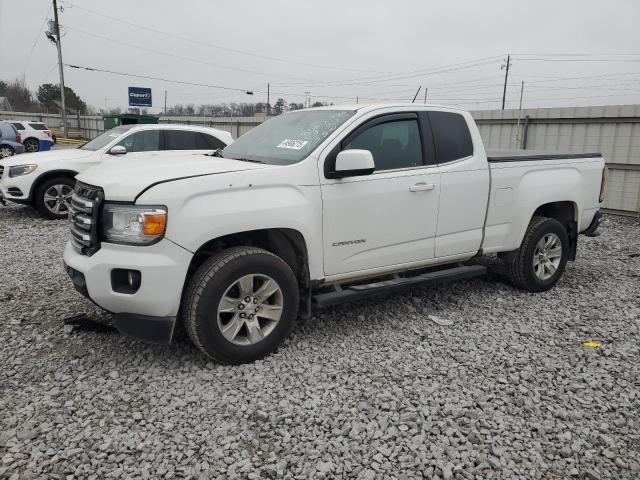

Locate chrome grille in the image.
[69,181,103,255]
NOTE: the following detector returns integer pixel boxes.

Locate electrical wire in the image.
[64,25,320,83]
[22,4,53,77]
[60,0,392,75]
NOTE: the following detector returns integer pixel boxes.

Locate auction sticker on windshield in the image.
[277,139,309,150]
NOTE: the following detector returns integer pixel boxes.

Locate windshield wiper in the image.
[229,157,266,164]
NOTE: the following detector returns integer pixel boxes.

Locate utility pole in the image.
[518,80,524,111]
[423,88,428,104]
[164,90,167,115]
[267,83,270,116]
[501,54,511,110]
[52,0,68,138]
[516,81,525,147]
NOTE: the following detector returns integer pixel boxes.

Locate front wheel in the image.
[34,176,75,219]
[505,216,569,292]
[182,247,299,364]
[0,145,14,158]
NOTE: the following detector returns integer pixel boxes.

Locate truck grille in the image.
[69,181,103,255]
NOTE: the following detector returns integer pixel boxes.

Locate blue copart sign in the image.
[128,87,152,107]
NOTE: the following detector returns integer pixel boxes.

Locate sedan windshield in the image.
[222,110,355,165]
[80,125,134,151]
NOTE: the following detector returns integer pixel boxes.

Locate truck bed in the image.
[486,149,602,163]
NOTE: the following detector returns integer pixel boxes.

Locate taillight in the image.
[599,167,607,203]
[16,134,21,143]
[44,130,52,137]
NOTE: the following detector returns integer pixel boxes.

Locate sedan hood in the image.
[0,147,94,167]
[76,152,272,201]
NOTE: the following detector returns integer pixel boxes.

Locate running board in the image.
[312,264,487,308]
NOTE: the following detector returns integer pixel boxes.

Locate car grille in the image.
[69,181,103,256]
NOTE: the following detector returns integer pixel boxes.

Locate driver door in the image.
[320,113,441,277]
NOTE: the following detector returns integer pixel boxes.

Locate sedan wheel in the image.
[0,146,14,158]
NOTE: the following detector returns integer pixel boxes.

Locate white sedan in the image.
[0,124,234,219]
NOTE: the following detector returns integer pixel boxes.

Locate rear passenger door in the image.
[429,111,490,258]
[321,113,441,277]
[162,130,227,152]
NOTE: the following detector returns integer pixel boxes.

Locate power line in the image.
[63,25,319,83]
[22,4,53,77]
[271,55,505,87]
[60,0,391,75]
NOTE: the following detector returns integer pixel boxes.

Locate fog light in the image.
[111,269,142,294]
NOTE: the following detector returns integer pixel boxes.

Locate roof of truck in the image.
[306,103,468,113]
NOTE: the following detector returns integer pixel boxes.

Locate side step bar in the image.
[312,264,487,308]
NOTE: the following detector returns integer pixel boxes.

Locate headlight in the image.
[9,164,38,177]
[102,204,167,245]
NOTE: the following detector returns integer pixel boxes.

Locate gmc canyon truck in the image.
[63,104,605,364]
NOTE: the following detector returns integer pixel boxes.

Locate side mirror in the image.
[108,145,127,155]
[333,149,375,178]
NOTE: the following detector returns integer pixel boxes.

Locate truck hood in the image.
[0,147,94,167]
[75,152,273,201]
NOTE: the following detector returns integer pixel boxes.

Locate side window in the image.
[163,130,205,150]
[344,119,423,171]
[116,130,161,152]
[11,123,24,131]
[200,133,227,149]
[428,111,473,163]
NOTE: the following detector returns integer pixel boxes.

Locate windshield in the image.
[222,110,355,165]
[80,126,133,151]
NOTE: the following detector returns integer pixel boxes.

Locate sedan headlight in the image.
[102,204,167,245]
[9,164,38,177]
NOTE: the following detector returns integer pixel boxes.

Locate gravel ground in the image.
[1,203,639,480]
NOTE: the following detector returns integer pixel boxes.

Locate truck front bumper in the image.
[63,239,193,344]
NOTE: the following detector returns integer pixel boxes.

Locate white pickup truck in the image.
[63,104,605,364]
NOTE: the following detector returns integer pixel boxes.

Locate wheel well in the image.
[30,170,78,200]
[533,201,576,227]
[23,136,38,144]
[533,201,578,260]
[186,228,310,291]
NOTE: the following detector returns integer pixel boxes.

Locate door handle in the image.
[409,182,435,192]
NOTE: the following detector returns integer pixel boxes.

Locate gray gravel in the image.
[1,202,639,480]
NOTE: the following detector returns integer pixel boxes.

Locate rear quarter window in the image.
[428,111,473,163]
[28,123,48,130]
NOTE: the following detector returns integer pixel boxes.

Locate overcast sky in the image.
[1,0,639,113]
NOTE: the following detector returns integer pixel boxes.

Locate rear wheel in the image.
[182,247,299,364]
[0,145,14,158]
[505,216,569,292]
[34,176,75,219]
[24,138,39,153]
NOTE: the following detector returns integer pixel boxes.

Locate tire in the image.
[34,176,75,219]
[505,216,569,292]
[24,138,39,153]
[0,145,14,158]
[182,247,299,364]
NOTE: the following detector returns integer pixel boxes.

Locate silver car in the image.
[0,122,25,158]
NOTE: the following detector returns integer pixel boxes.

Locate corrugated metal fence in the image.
[2,105,639,215]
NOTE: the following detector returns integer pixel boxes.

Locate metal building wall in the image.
[472,105,640,215]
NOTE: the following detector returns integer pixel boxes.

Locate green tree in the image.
[36,83,88,114]
[272,98,287,115]
[311,101,325,107]
[288,102,304,111]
